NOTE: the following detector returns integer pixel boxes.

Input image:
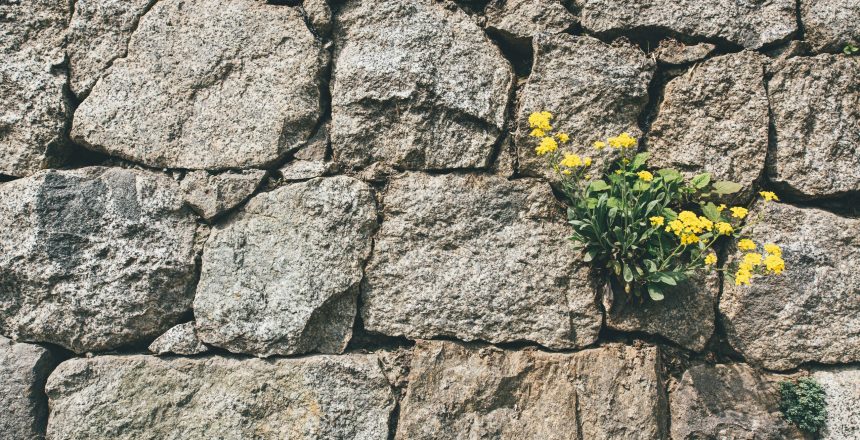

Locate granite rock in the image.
[484,0,577,48]
[0,336,56,440]
[180,170,266,221]
[801,0,860,53]
[148,322,209,356]
[653,39,716,66]
[812,366,860,440]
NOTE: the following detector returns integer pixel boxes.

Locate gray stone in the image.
[71,0,327,170]
[396,340,667,440]
[148,322,209,356]
[648,51,769,201]
[1,336,56,440]
[767,55,860,198]
[279,124,338,181]
[46,354,395,440]
[720,202,860,370]
[331,0,513,171]
[812,367,860,440]
[516,34,654,177]
[484,0,577,47]
[0,0,71,177]
[606,272,718,352]
[653,39,716,66]
[303,0,332,36]
[578,0,797,50]
[670,363,809,439]
[194,176,377,357]
[0,167,200,353]
[65,0,155,98]
[362,173,601,350]
[801,0,860,53]
[180,170,266,221]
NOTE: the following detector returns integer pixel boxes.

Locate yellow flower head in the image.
[760,191,779,202]
[530,128,546,138]
[665,219,684,235]
[528,111,553,131]
[730,207,749,219]
[608,132,637,149]
[560,152,583,168]
[681,233,699,245]
[562,169,572,175]
[556,132,570,143]
[737,239,756,251]
[715,222,734,236]
[584,157,592,167]
[649,216,665,227]
[717,204,727,212]
[743,252,763,267]
[593,141,606,150]
[764,254,785,274]
[637,171,654,182]
[735,267,752,286]
[764,243,782,257]
[704,253,718,266]
[535,136,558,155]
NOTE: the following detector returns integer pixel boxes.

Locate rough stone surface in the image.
[0,0,71,177]
[516,34,654,177]
[670,363,808,439]
[653,39,716,66]
[0,167,199,353]
[180,170,266,221]
[362,173,601,349]
[72,0,327,170]
[46,354,395,440]
[607,273,718,352]
[578,0,797,50]
[303,0,332,36]
[331,0,513,171]
[812,367,860,440]
[396,340,667,440]
[720,202,860,370]
[1,336,56,440]
[767,55,860,198]
[648,51,769,201]
[279,124,338,181]
[484,0,577,47]
[801,0,860,53]
[194,176,377,357]
[148,322,209,356]
[65,0,155,98]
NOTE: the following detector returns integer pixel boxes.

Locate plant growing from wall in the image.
[844,43,859,55]
[779,378,828,434]
[528,111,786,306]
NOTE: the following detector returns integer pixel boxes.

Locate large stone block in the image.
[1,337,56,440]
[179,169,266,222]
[801,0,860,53]
[0,167,200,353]
[812,366,860,440]
[484,0,577,47]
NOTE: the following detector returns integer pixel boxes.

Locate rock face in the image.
[606,273,718,352]
[45,354,395,440]
[720,202,860,370]
[767,55,860,198]
[653,39,716,66]
[812,367,860,440]
[484,0,577,47]
[578,0,797,49]
[331,0,513,171]
[670,363,808,439]
[516,34,654,177]
[648,51,769,200]
[65,0,155,98]
[1,337,56,440]
[362,173,601,349]
[148,322,209,356]
[396,340,667,440]
[71,0,327,170]
[801,0,860,53]
[0,167,199,353]
[194,176,377,357]
[179,170,266,221]
[0,0,71,177]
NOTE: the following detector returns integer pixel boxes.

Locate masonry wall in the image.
[1,0,859,439]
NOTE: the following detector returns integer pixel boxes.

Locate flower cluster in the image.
[528,111,592,177]
[734,240,785,286]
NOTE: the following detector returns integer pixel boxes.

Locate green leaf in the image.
[647,284,665,301]
[582,248,598,262]
[657,168,682,183]
[691,172,711,189]
[656,272,677,286]
[586,198,598,209]
[623,264,634,283]
[701,202,722,222]
[662,207,678,221]
[632,180,650,192]
[588,180,610,192]
[630,152,650,170]
[606,197,621,209]
[712,180,743,195]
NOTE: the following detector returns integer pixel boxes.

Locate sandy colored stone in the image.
[801,0,860,53]
[148,322,208,356]
[653,39,716,66]
[1,336,56,440]
[812,366,860,440]
[180,170,266,221]
[484,0,577,47]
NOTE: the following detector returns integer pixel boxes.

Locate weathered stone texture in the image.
[578,0,797,49]
[180,170,266,221]
[801,0,860,53]
[362,173,601,349]
[516,34,654,177]
[670,364,809,439]
[0,167,199,353]
[72,0,327,170]
[812,367,860,440]
[396,340,666,440]
[720,202,860,370]
[653,39,716,66]
[648,51,769,200]
[46,354,395,440]
[0,0,71,177]
[484,0,577,47]
[148,322,209,356]
[331,0,513,170]
[1,336,56,440]
[767,55,860,198]
[279,124,337,181]
[194,176,377,357]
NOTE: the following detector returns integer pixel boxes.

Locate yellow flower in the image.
[584,157,592,167]
[717,204,727,212]
[562,169,572,175]
[637,171,654,182]
[665,219,684,235]
[556,132,570,143]
[530,128,545,138]
[649,216,665,227]
[715,222,734,235]
[593,141,606,150]
[735,266,752,286]
[737,239,756,251]
[764,243,782,257]
[743,252,763,267]
[764,254,785,274]
[704,253,718,265]
[760,191,779,202]
[560,152,583,168]
[528,111,552,131]
[699,216,714,232]
[535,137,558,155]
[730,207,749,219]
[608,132,637,149]
[681,233,699,245]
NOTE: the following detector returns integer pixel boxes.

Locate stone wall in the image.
[1,0,859,439]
